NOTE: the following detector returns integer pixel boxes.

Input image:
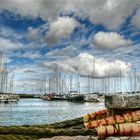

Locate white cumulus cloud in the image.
[46,17,77,44]
[27,27,39,41]
[131,8,140,28]
[0,0,139,29]
[44,53,131,78]
[0,37,23,52]
[93,32,133,49]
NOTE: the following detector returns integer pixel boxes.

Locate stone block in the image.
[105,94,140,109]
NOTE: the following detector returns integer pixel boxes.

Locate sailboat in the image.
[0,55,19,103]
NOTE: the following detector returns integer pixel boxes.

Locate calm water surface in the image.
[0,98,104,126]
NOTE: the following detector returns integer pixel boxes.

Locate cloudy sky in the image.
[0,0,140,93]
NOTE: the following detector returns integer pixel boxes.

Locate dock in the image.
[0,94,19,103]
[0,94,140,139]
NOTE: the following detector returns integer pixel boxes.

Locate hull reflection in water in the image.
[0,98,104,126]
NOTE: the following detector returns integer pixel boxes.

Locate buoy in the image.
[97,123,140,137]
[83,109,109,123]
[85,110,140,129]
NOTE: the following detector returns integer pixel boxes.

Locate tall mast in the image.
[0,56,4,93]
[119,68,122,94]
[0,55,2,93]
[87,74,90,93]
[92,59,95,93]
[134,68,137,93]
[105,69,108,94]
[77,73,80,93]
[10,73,14,94]
[4,57,8,93]
[70,73,73,91]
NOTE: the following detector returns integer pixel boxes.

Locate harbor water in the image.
[0,98,104,126]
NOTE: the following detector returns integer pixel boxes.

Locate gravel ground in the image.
[40,136,140,140]
[40,136,94,140]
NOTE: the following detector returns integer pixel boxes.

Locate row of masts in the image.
[0,55,15,94]
[39,64,140,95]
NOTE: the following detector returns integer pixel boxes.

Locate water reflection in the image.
[0,98,104,126]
